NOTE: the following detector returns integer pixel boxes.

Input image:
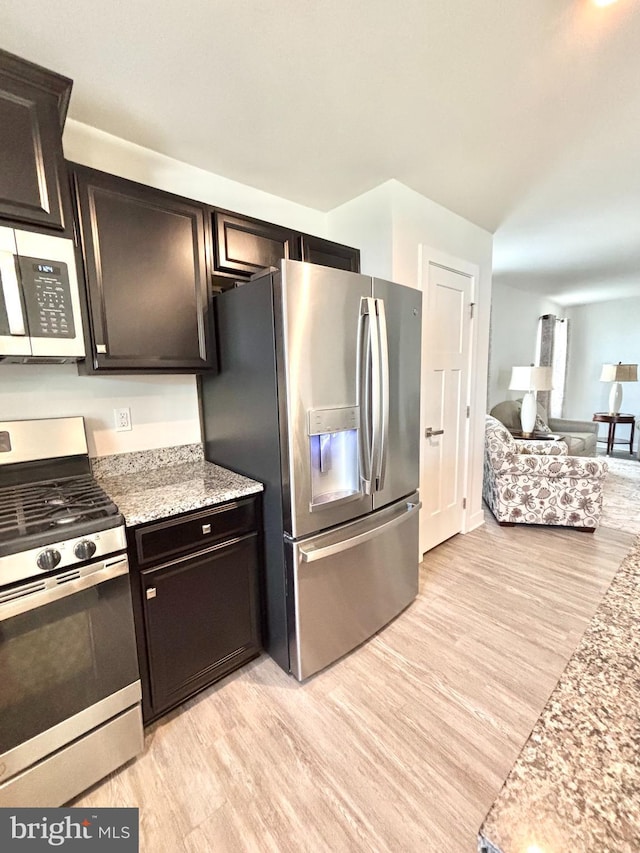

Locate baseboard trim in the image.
[464,510,485,533]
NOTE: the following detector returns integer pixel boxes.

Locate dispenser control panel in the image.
[308,406,359,436]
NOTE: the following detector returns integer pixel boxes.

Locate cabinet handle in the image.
[96,344,107,354]
[202,523,211,534]
[146,587,157,600]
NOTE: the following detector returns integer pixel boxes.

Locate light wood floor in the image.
[73,514,633,852]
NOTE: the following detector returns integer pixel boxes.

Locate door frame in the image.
[418,245,480,554]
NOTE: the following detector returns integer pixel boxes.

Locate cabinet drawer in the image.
[134,497,258,566]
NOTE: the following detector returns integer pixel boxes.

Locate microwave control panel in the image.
[18,256,76,339]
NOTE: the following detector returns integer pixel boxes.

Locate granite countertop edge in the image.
[478,532,640,853]
[91,444,263,527]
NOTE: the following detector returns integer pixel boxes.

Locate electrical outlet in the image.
[114,407,132,432]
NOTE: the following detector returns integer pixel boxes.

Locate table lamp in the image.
[509,365,553,436]
[599,362,638,415]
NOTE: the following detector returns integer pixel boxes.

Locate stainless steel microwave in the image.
[0,226,85,362]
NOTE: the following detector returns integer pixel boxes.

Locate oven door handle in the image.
[0,556,129,621]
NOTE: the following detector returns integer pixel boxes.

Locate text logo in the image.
[0,808,138,851]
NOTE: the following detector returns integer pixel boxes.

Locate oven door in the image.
[0,554,141,786]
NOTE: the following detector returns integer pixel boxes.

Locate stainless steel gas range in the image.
[0,417,143,807]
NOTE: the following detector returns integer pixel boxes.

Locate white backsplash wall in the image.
[0,365,200,456]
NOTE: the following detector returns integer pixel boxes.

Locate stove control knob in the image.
[37,549,62,571]
[74,539,97,561]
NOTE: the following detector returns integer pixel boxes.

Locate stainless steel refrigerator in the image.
[199,260,422,679]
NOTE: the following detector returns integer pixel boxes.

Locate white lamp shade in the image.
[509,365,553,392]
[600,363,638,382]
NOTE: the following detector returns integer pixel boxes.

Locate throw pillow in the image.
[534,414,552,434]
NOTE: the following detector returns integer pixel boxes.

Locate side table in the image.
[592,412,636,455]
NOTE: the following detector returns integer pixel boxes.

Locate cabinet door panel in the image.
[73,165,214,371]
[0,54,71,230]
[141,535,261,715]
[300,234,361,273]
[214,209,301,277]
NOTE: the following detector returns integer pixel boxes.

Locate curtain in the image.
[536,314,555,415]
[536,314,569,419]
[550,319,569,418]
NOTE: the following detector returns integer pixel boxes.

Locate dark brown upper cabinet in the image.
[301,234,361,273]
[72,164,216,373]
[213,209,301,279]
[0,49,73,232]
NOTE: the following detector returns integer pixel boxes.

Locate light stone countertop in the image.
[91,444,263,527]
[478,534,640,853]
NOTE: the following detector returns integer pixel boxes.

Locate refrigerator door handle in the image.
[375,298,390,491]
[0,251,27,336]
[357,298,375,494]
[299,500,422,562]
[366,296,383,490]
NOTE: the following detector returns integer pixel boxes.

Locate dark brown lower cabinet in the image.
[128,497,262,724]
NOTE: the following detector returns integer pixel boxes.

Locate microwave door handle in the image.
[375,298,389,491]
[0,251,27,335]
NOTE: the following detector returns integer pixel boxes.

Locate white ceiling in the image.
[2,0,640,306]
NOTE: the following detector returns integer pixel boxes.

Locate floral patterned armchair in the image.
[483,415,608,530]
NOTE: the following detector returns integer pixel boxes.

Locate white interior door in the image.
[420,261,472,554]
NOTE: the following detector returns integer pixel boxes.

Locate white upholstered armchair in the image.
[483,415,608,531]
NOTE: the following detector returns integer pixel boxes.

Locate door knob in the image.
[425,427,444,438]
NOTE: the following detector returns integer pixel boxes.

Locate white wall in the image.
[564,296,640,448]
[488,282,563,410]
[388,181,492,292]
[1,122,328,457]
[326,182,394,279]
[64,121,326,235]
[329,179,494,535]
[0,365,199,457]
[388,182,493,534]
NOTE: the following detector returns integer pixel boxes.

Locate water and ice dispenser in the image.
[308,406,360,509]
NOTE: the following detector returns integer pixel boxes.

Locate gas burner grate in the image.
[0,475,119,545]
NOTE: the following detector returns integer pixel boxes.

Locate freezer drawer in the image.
[287,494,420,680]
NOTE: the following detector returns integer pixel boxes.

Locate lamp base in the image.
[608,382,623,416]
[520,391,537,436]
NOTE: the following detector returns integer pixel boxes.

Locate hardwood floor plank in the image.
[71,514,633,852]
